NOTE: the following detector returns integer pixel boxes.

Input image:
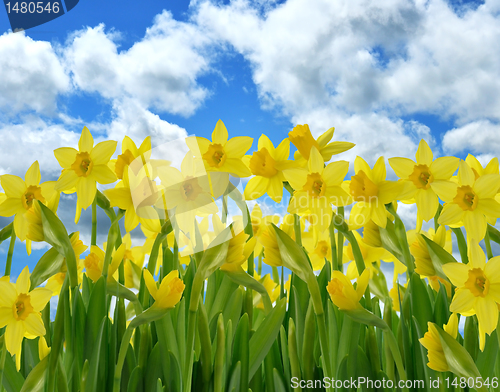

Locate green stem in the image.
[91,196,97,246]
[452,228,469,264]
[0,335,7,389]
[5,226,15,276]
[329,216,338,271]
[434,204,443,232]
[222,194,228,224]
[485,230,493,260]
[184,274,203,392]
[113,325,134,392]
[257,252,263,276]
[293,214,302,246]
[345,231,372,311]
[337,207,344,271]
[386,204,414,275]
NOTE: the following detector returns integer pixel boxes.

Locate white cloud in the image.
[64,11,214,117]
[442,120,500,155]
[0,32,69,114]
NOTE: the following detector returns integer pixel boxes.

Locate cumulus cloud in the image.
[442,120,500,155]
[64,11,214,117]
[0,32,70,114]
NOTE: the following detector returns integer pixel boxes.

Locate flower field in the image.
[0,120,500,391]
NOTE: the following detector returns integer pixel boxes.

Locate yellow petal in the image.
[274,138,290,161]
[55,170,79,191]
[0,198,23,217]
[317,127,334,148]
[354,157,373,181]
[244,177,268,200]
[0,307,15,327]
[185,136,210,157]
[415,139,433,166]
[16,266,30,294]
[475,298,498,334]
[267,176,283,203]
[430,157,459,180]
[388,157,415,179]
[442,263,469,287]
[464,211,486,241]
[372,157,386,183]
[323,161,349,185]
[90,165,117,184]
[91,140,117,165]
[449,288,476,313]
[77,177,97,210]
[485,256,500,283]
[105,187,132,210]
[308,147,324,174]
[54,147,78,169]
[5,322,24,361]
[143,269,158,300]
[79,126,94,152]
[0,281,17,307]
[474,174,500,199]
[283,168,307,190]
[212,120,228,144]
[30,287,53,311]
[1,175,25,198]
[25,161,41,186]
[469,240,486,269]
[320,142,355,160]
[124,209,140,232]
[476,199,500,219]
[430,180,458,202]
[458,160,475,186]
[485,158,499,175]
[24,312,45,336]
[378,181,402,204]
[223,158,251,177]
[371,202,388,228]
[416,189,439,222]
[225,137,253,158]
[349,202,370,230]
[438,203,464,226]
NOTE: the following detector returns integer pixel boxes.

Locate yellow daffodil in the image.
[186,119,252,179]
[284,147,351,232]
[83,243,125,283]
[346,156,402,230]
[45,232,88,295]
[419,322,450,372]
[289,124,354,164]
[327,269,370,310]
[0,267,52,370]
[249,203,280,256]
[408,226,452,297]
[121,233,146,289]
[143,269,185,309]
[436,161,500,241]
[466,154,499,180]
[0,161,58,254]
[220,228,256,272]
[389,140,459,229]
[253,273,280,309]
[444,313,459,339]
[158,154,218,237]
[104,164,161,233]
[258,214,296,268]
[389,283,406,312]
[243,135,294,202]
[302,230,332,271]
[443,241,500,350]
[54,126,117,223]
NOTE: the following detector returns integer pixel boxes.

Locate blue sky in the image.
[1,0,499,278]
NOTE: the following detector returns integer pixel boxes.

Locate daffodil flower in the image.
[419,322,451,372]
[253,273,280,310]
[389,140,459,229]
[0,161,58,254]
[54,126,117,223]
[83,243,125,283]
[0,267,52,370]
[143,269,185,310]
[289,124,354,164]
[186,119,252,183]
[436,161,500,241]
[327,269,370,310]
[345,156,402,230]
[284,147,351,232]
[302,230,332,271]
[249,203,281,257]
[243,135,295,203]
[220,230,256,272]
[443,241,500,350]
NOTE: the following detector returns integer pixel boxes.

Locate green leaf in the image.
[85,317,107,392]
[38,202,78,287]
[273,368,287,392]
[84,277,106,361]
[232,313,249,392]
[342,308,388,330]
[433,282,450,328]
[421,235,457,281]
[224,269,272,312]
[476,330,498,379]
[196,226,232,281]
[127,366,143,392]
[487,224,500,245]
[30,247,63,289]
[436,324,487,392]
[0,223,13,245]
[107,279,140,303]
[410,273,434,334]
[378,220,405,264]
[248,297,287,378]
[19,357,47,392]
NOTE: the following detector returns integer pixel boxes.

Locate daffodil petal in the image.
[0,282,17,307]
[185,136,210,158]
[415,140,433,166]
[267,177,283,203]
[308,147,324,174]
[430,157,459,180]
[143,269,158,300]
[474,174,500,199]
[464,210,486,241]
[29,288,53,311]
[55,170,79,191]
[0,307,14,328]
[354,157,373,181]
[91,140,117,165]
[323,161,349,185]
[1,175,25,198]
[212,120,228,144]
[416,189,439,222]
[0,198,23,217]
[476,298,498,334]
[442,262,469,287]
[24,312,45,336]
[76,177,97,210]
[16,266,30,294]
[225,137,253,158]
[388,157,415,179]
[449,288,475,314]
[223,158,251,177]
[25,162,41,186]
[5,322,24,358]
[90,165,117,185]
[372,157,386,183]
[54,147,78,169]
[430,180,458,202]
[79,127,94,152]
[244,177,268,200]
[458,161,475,186]
[438,203,464,226]
[476,199,500,219]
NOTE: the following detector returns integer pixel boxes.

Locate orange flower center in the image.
[249,148,278,178]
[71,152,93,177]
[409,164,434,189]
[327,278,344,297]
[303,173,325,197]
[85,252,101,270]
[454,185,478,211]
[315,240,329,258]
[180,177,203,201]
[115,149,135,179]
[464,268,489,297]
[13,293,33,321]
[22,185,45,210]
[349,170,378,202]
[203,143,226,168]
